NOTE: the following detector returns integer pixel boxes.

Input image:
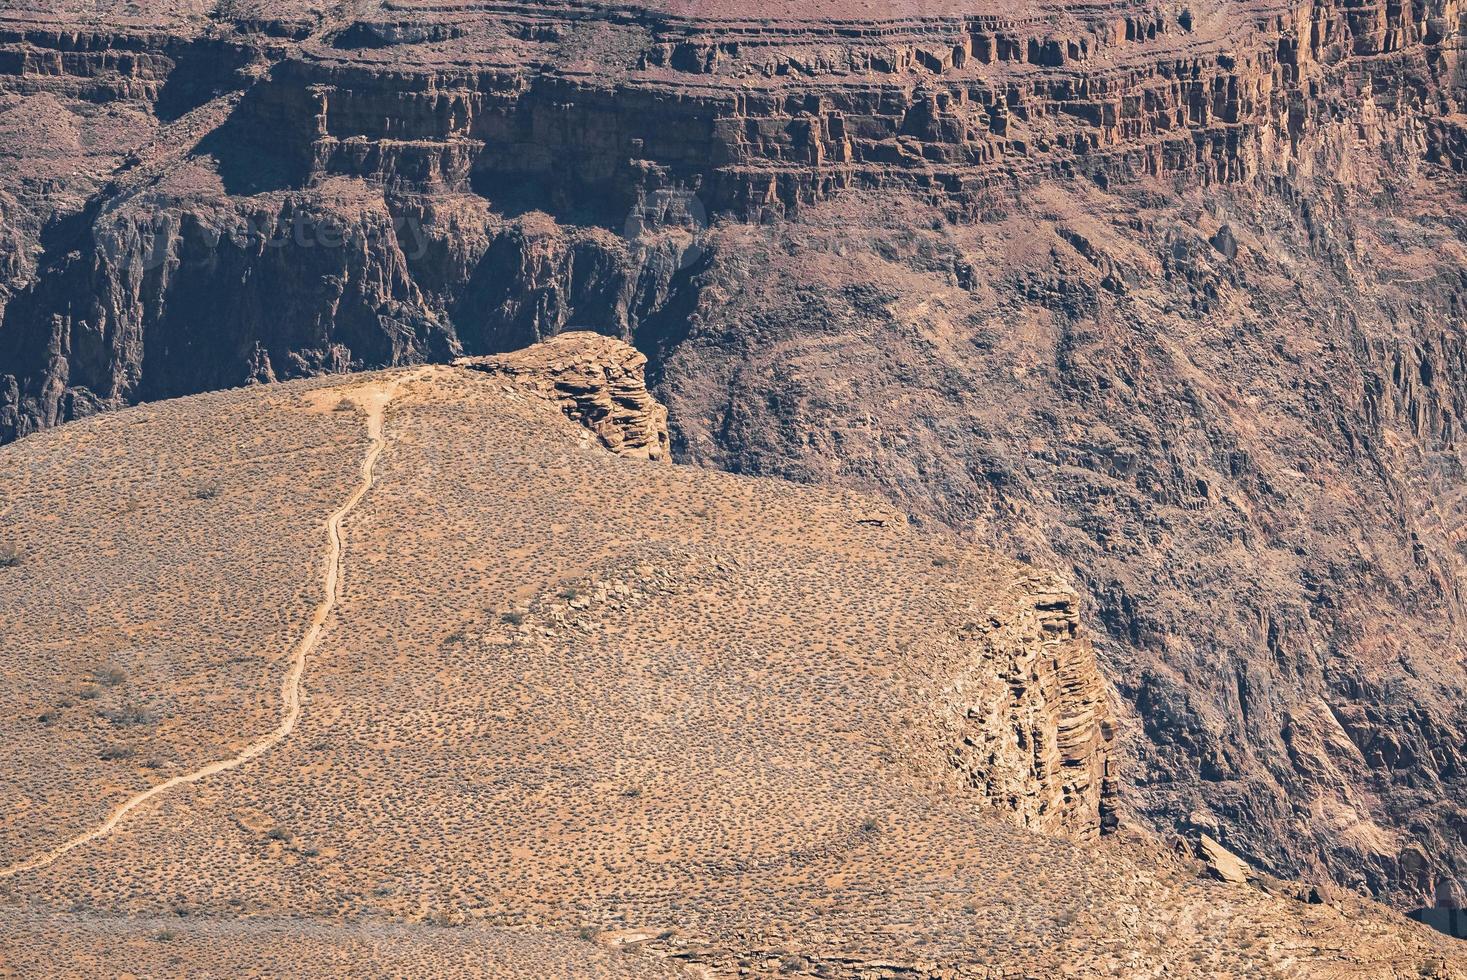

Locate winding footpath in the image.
[0,379,403,880]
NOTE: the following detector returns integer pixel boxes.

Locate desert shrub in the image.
[501,611,526,626]
[93,664,127,687]
[99,745,135,761]
[265,826,291,842]
[101,700,157,727]
[77,685,103,701]
[0,543,20,568]
[577,924,600,942]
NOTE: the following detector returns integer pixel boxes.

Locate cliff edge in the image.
[0,336,1459,976]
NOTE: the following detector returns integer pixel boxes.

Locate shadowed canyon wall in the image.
[0,0,1463,909]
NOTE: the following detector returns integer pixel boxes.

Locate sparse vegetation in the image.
[0,359,1452,979]
[100,700,157,727]
[93,664,127,687]
[424,910,464,928]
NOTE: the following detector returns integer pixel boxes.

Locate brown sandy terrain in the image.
[0,911,697,979]
[0,337,1461,976]
[0,379,365,866]
[0,0,1461,910]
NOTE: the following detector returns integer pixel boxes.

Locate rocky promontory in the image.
[0,0,1463,910]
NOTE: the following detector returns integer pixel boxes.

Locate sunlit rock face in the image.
[0,0,1463,908]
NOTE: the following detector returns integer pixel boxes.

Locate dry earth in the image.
[0,0,1462,910]
[0,336,1462,976]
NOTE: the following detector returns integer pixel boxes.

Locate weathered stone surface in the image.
[932,577,1119,840]
[0,0,1463,910]
[458,331,670,461]
[1200,834,1255,884]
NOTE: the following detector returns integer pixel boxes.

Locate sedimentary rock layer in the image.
[0,0,1463,909]
[458,330,671,460]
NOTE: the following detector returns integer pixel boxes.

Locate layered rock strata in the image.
[930,574,1120,840]
[0,0,1463,909]
[458,330,670,460]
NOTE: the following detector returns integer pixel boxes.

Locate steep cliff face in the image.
[929,574,1119,840]
[4,0,1461,438]
[0,0,1463,908]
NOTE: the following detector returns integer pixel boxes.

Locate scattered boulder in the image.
[1199,834,1254,884]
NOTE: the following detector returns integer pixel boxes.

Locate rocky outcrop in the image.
[458,331,669,461]
[931,575,1119,841]
[1199,834,1256,884]
[0,0,1463,910]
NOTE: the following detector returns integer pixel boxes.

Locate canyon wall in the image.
[0,0,1463,907]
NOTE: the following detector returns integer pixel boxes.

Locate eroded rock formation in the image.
[458,331,670,461]
[930,575,1120,840]
[0,0,1464,909]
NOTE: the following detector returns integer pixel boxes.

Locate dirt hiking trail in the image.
[0,375,412,879]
